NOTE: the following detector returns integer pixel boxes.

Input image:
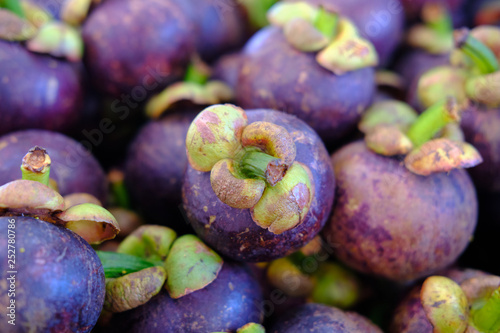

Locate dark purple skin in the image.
[178,0,247,62]
[109,261,263,333]
[82,0,195,98]
[0,41,84,136]
[269,303,383,333]
[236,27,375,145]
[389,268,491,333]
[0,216,105,333]
[461,107,500,193]
[183,109,335,262]
[0,129,108,203]
[323,141,478,282]
[286,0,405,66]
[212,52,244,91]
[125,111,198,225]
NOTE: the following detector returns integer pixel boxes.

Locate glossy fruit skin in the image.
[109,261,263,333]
[236,27,375,145]
[269,303,383,333]
[0,129,108,203]
[82,0,195,98]
[286,0,405,66]
[389,268,490,333]
[0,41,84,136]
[461,107,500,193]
[178,0,247,62]
[323,141,477,282]
[0,216,105,333]
[183,109,335,262]
[125,111,198,225]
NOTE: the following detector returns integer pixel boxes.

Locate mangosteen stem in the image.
[454,28,499,75]
[21,146,51,186]
[423,3,452,35]
[406,97,461,147]
[471,287,500,332]
[239,148,287,186]
[238,0,278,29]
[313,6,338,40]
[108,169,130,209]
[183,59,210,85]
[0,0,25,18]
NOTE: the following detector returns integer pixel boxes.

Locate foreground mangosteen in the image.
[0,3,86,136]
[269,303,382,332]
[417,26,500,192]
[324,98,481,281]
[236,2,377,145]
[182,104,335,262]
[95,225,263,332]
[0,147,120,332]
[390,268,500,333]
[0,129,108,203]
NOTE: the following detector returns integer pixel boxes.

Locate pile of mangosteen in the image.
[1,0,500,332]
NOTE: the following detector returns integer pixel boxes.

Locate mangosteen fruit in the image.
[0,129,108,203]
[269,303,382,332]
[182,104,335,262]
[236,2,377,145]
[324,98,481,282]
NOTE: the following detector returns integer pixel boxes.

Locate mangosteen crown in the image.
[418,26,500,109]
[266,1,379,75]
[186,104,314,234]
[359,98,482,176]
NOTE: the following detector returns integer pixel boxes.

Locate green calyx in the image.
[237,0,278,30]
[98,228,225,312]
[418,26,500,108]
[267,1,378,74]
[26,21,83,61]
[407,2,453,54]
[0,0,25,18]
[361,99,482,175]
[187,104,314,234]
[146,57,233,119]
[420,274,500,333]
[0,9,36,41]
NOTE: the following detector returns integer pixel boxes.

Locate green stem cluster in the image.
[456,28,499,75]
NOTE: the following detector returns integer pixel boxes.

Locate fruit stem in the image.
[313,6,338,39]
[238,0,278,30]
[0,0,25,18]
[97,251,163,278]
[406,97,461,147]
[183,62,209,85]
[471,287,500,332]
[454,28,500,75]
[424,3,452,36]
[21,146,51,186]
[238,148,287,186]
[108,169,130,209]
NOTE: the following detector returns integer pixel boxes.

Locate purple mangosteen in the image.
[0,40,84,136]
[286,0,405,66]
[182,104,335,262]
[0,129,108,203]
[324,98,481,282]
[269,303,383,332]
[236,2,378,145]
[82,0,195,98]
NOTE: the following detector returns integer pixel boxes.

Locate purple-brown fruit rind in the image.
[324,141,477,281]
[0,216,105,332]
[183,109,334,262]
[269,303,383,333]
[0,130,108,203]
[164,234,223,299]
